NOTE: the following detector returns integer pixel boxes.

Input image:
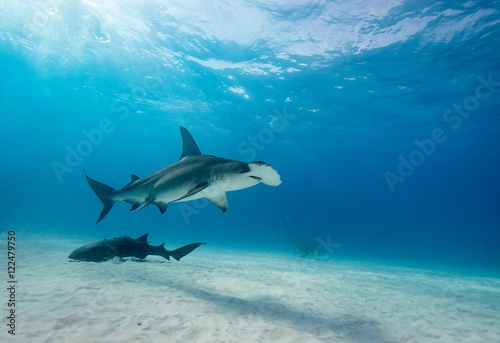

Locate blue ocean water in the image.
[1,0,499,274]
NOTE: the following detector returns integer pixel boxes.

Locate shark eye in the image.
[256,161,265,165]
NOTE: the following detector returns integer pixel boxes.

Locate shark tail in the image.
[85,170,117,223]
[167,243,206,261]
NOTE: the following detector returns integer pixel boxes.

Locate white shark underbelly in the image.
[176,174,261,203]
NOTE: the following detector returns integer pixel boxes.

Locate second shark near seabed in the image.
[68,234,205,262]
[85,126,282,223]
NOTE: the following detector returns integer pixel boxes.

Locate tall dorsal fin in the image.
[179,126,201,160]
[136,234,148,242]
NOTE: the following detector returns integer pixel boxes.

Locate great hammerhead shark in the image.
[68,234,205,262]
[85,126,282,223]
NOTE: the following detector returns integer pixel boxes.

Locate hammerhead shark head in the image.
[85,126,281,223]
[68,234,205,262]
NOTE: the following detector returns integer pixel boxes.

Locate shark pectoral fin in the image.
[173,183,209,202]
[206,192,229,212]
[153,201,168,214]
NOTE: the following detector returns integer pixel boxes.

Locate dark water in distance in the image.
[1,0,499,275]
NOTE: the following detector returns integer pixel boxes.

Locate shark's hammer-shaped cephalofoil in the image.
[85,126,282,223]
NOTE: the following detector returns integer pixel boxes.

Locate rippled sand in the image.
[3,234,500,342]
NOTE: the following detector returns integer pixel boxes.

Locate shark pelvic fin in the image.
[125,198,141,211]
[129,203,141,211]
[179,126,201,159]
[206,192,229,212]
[85,170,117,223]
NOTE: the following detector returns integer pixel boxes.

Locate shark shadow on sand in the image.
[156,279,391,342]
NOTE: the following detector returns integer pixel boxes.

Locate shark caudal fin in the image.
[85,171,117,223]
[169,243,206,261]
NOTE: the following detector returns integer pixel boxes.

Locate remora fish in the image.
[85,126,282,223]
[68,234,205,262]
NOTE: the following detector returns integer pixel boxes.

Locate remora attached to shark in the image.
[86,126,282,223]
[68,234,205,262]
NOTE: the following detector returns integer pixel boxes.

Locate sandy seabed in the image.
[1,234,499,343]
